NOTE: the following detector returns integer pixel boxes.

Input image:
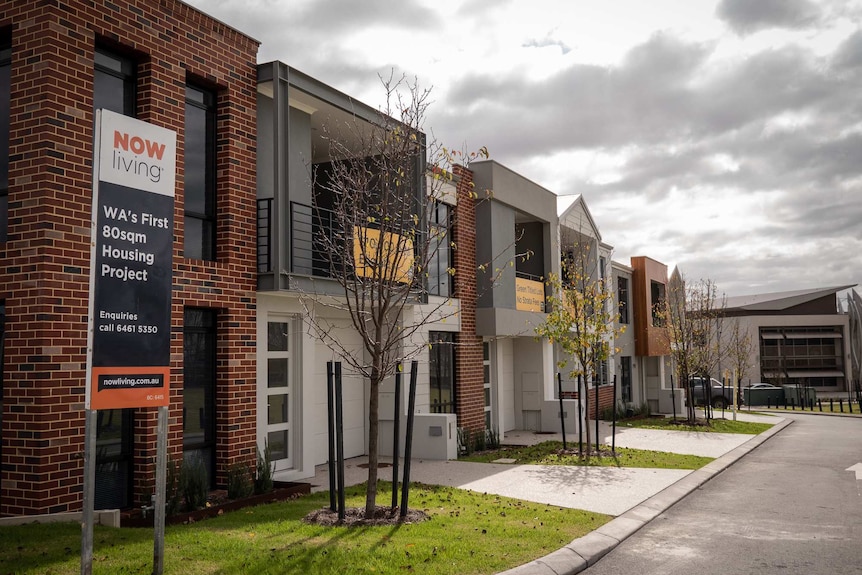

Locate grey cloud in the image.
[522,36,572,55]
[291,0,440,33]
[832,29,862,70]
[186,0,434,86]
[716,0,821,35]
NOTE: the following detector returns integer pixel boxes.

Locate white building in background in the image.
[720,285,856,393]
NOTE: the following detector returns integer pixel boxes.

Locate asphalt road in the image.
[585,412,862,575]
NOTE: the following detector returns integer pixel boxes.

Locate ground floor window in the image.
[430,332,455,414]
[265,318,295,468]
[183,308,217,488]
[620,356,632,403]
[597,359,609,386]
[483,341,492,429]
[95,408,133,509]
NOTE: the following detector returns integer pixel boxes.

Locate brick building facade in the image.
[0,0,259,515]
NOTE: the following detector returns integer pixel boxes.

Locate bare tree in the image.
[298,74,488,518]
[724,317,755,404]
[535,233,622,458]
[664,271,725,422]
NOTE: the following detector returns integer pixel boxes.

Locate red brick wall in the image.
[0,0,258,515]
[562,385,615,419]
[452,166,484,433]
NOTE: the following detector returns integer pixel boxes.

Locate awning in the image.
[760,331,842,339]
[784,332,842,339]
[762,370,845,378]
[787,370,845,378]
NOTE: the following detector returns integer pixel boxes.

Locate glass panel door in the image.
[483,341,492,429]
[266,320,292,468]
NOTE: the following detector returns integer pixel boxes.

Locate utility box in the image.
[409,413,458,460]
[658,388,685,417]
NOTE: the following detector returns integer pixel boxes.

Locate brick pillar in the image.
[452,166,484,434]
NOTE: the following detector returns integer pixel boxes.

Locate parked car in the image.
[746,382,781,390]
[688,377,739,409]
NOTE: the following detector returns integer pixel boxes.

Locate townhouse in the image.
[254,61,485,480]
[613,257,673,413]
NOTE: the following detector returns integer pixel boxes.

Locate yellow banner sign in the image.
[516,278,545,312]
[353,226,414,283]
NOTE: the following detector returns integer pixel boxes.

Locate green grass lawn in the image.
[0,482,610,575]
[461,441,713,470]
[617,416,774,435]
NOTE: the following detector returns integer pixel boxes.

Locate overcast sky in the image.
[188,0,862,299]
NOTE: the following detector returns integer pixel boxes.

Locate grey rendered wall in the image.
[257,92,274,199]
[476,200,517,309]
[288,106,312,206]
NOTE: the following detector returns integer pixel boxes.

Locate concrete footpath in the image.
[310,411,790,575]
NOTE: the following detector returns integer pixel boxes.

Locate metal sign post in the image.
[80,410,96,575]
[153,406,168,575]
[82,110,176,575]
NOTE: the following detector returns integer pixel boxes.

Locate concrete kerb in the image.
[497,418,793,575]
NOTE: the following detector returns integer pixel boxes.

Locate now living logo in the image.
[112,130,167,184]
[98,110,177,197]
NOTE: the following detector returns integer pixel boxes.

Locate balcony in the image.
[256,199,342,278]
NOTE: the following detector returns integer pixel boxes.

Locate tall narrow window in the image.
[1,32,11,243]
[597,359,609,386]
[651,281,666,327]
[617,276,629,324]
[428,201,452,297]
[266,319,294,468]
[93,45,136,509]
[483,341,492,429]
[184,84,216,260]
[0,302,6,474]
[620,356,632,404]
[183,308,217,488]
[429,332,455,413]
[93,47,135,116]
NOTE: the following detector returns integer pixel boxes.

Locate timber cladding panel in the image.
[0,0,258,515]
[631,256,671,358]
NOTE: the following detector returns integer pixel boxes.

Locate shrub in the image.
[473,429,487,452]
[255,442,274,494]
[634,401,651,417]
[485,427,501,449]
[602,401,652,420]
[165,457,183,516]
[457,427,473,456]
[227,461,254,500]
[180,454,209,512]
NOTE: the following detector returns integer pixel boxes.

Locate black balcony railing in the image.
[258,199,422,286]
[291,201,342,278]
